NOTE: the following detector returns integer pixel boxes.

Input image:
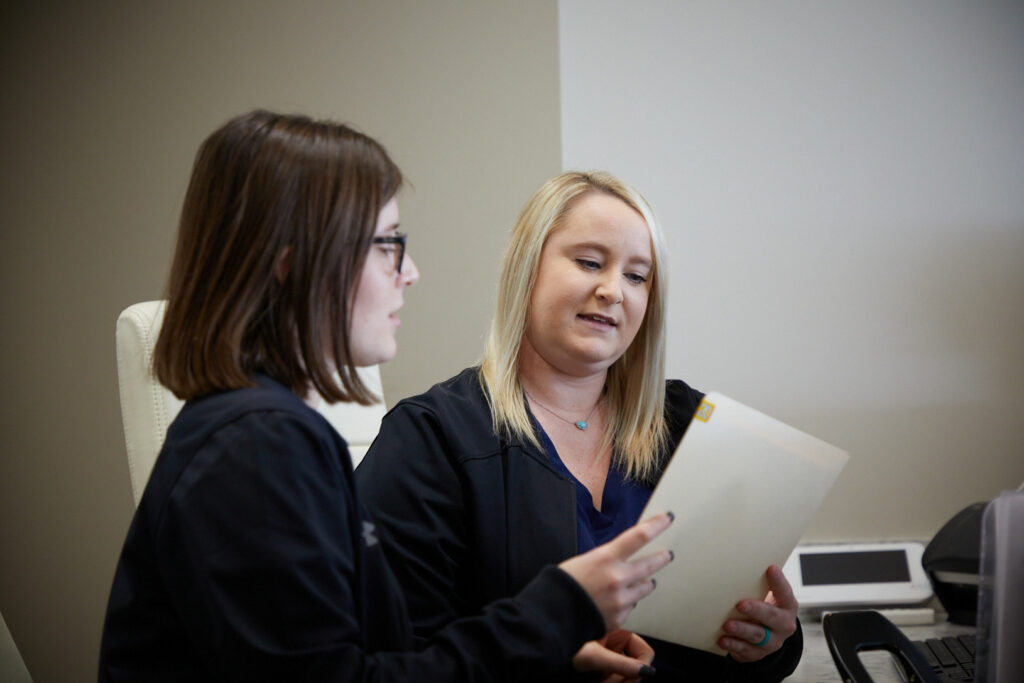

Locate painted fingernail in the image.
[651,578,657,589]
[639,665,657,678]
[668,549,675,561]
[666,511,675,523]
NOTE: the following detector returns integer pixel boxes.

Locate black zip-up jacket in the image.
[357,367,803,682]
[99,374,604,682]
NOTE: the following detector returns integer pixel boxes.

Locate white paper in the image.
[625,392,848,654]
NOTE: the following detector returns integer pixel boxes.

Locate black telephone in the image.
[920,502,986,625]
[822,610,940,683]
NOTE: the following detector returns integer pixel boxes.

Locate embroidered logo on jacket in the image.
[362,521,379,547]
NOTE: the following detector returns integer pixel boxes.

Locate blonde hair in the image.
[480,171,669,482]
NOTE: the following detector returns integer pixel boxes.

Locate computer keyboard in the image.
[910,634,975,682]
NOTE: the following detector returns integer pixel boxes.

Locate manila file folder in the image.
[625,392,848,654]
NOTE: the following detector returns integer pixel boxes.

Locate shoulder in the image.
[392,366,488,415]
[171,376,340,450]
[665,378,704,416]
[357,367,511,490]
[662,378,705,451]
[382,367,497,449]
[152,378,349,507]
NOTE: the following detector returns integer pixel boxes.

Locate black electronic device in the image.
[823,492,1022,682]
[921,502,985,625]
[822,610,941,683]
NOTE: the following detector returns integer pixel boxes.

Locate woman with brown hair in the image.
[98,112,674,682]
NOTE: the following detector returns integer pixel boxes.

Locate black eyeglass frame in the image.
[371,232,407,274]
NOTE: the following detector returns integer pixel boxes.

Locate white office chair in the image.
[115,300,387,505]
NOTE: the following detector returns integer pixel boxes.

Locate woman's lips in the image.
[578,313,616,327]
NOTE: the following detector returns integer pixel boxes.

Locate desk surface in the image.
[788,616,974,682]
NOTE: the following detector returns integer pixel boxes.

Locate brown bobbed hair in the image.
[153,110,402,404]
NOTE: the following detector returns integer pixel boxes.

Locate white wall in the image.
[560,0,1024,541]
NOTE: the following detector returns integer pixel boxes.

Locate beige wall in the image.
[0,2,561,680]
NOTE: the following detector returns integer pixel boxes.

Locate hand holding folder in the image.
[625,392,849,654]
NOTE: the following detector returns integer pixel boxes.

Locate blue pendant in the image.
[575,420,588,430]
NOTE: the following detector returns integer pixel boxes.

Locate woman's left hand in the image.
[717,565,799,662]
[572,629,656,682]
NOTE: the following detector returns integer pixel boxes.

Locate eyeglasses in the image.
[371,232,407,274]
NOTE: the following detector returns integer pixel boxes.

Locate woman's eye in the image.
[625,272,648,285]
[377,244,397,254]
[575,258,600,270]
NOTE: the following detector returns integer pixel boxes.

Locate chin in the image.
[570,344,622,368]
[351,340,397,367]
[356,352,396,367]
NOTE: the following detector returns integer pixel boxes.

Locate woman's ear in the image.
[274,246,292,284]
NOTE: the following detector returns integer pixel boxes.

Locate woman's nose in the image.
[400,253,420,287]
[596,273,623,304]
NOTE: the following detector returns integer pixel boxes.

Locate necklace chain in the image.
[524,390,602,431]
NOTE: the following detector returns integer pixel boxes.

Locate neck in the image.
[303,387,323,410]
[518,338,606,412]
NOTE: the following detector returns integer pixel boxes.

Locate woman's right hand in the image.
[558,513,675,631]
[572,629,656,682]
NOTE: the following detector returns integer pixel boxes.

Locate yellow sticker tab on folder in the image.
[694,398,715,422]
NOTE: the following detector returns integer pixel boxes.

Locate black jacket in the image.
[99,374,604,682]
[357,367,802,682]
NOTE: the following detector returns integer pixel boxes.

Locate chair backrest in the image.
[115,300,387,505]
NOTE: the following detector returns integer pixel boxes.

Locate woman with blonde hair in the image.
[99,116,675,682]
[358,171,803,681]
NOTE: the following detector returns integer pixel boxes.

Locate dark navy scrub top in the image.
[536,425,653,553]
